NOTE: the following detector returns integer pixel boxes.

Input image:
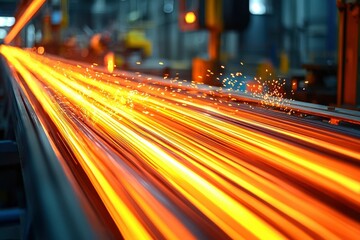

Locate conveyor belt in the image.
[1,45,360,239]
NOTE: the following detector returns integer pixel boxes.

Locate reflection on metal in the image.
[4,0,46,44]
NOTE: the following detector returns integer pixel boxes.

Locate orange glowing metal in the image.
[1,45,360,239]
[4,0,46,44]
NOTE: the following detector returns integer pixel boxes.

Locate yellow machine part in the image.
[125,30,152,57]
[205,0,223,31]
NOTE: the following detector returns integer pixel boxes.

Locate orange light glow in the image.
[292,79,297,91]
[185,11,196,24]
[37,46,45,55]
[4,0,46,44]
[104,51,115,73]
[1,45,360,239]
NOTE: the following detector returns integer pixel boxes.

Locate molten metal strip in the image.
[4,0,46,44]
[1,45,360,239]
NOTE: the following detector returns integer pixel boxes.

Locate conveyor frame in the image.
[0,56,108,239]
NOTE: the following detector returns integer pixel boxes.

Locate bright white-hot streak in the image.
[1,45,360,239]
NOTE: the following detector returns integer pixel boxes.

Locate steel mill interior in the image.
[0,0,360,239]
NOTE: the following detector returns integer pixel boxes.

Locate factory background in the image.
[1,0,340,105]
[17,0,337,67]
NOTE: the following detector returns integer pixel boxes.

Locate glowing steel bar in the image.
[4,0,46,44]
[1,45,360,239]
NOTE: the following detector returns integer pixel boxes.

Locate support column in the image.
[337,0,360,107]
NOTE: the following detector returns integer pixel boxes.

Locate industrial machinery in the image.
[179,0,250,86]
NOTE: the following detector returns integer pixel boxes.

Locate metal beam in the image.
[337,0,360,107]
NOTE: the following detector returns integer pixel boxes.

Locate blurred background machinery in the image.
[2,0,356,106]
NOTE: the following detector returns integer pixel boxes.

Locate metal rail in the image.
[0,56,112,239]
